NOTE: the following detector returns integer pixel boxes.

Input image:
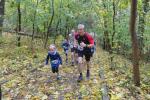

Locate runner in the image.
[45,44,62,80]
[75,24,94,82]
[62,37,70,64]
[90,32,96,57]
[69,29,78,66]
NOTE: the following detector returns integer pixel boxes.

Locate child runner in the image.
[45,44,62,80]
[62,38,70,64]
[69,29,77,66]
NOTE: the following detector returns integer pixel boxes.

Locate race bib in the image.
[70,44,73,48]
[78,45,83,51]
[51,60,59,64]
[65,50,69,54]
[91,48,94,52]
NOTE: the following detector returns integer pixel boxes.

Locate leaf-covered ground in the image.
[0,35,150,100]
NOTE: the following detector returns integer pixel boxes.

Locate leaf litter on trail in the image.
[1,38,150,99]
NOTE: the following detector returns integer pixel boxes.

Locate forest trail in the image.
[1,45,109,99]
[0,37,150,100]
[1,0,150,99]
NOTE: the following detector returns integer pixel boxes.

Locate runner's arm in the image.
[87,34,94,48]
[58,53,62,65]
[45,52,50,65]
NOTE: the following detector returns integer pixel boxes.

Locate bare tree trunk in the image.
[112,0,116,47]
[54,19,60,44]
[31,0,39,55]
[109,0,117,70]
[0,85,1,100]
[103,20,111,51]
[59,19,62,35]
[0,0,5,36]
[64,17,69,38]
[130,0,140,86]
[102,0,111,51]
[42,2,48,42]
[32,0,39,41]
[42,22,47,39]
[44,0,54,48]
[54,0,62,44]
[17,2,21,47]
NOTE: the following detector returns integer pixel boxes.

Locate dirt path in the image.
[2,46,149,100]
[2,47,108,100]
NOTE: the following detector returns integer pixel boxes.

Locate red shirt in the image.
[75,32,94,45]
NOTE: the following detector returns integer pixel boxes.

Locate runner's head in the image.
[78,24,85,36]
[65,37,69,41]
[49,44,56,54]
[69,29,74,39]
[71,29,75,33]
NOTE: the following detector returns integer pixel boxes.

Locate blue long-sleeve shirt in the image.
[62,40,70,50]
[46,51,62,65]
